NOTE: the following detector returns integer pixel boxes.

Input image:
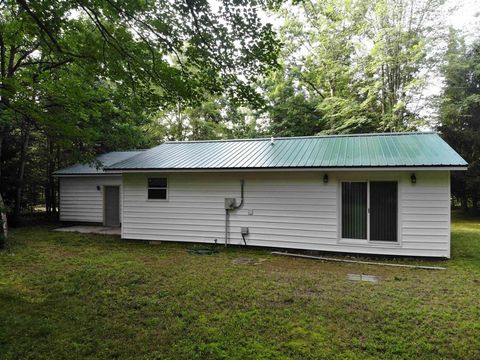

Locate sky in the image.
[445,0,480,43]
[420,0,480,121]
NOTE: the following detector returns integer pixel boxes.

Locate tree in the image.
[438,30,480,213]
[0,0,280,230]
[263,0,373,135]
[365,0,446,131]
[262,64,325,136]
[147,94,264,141]
[0,193,6,248]
[264,0,446,135]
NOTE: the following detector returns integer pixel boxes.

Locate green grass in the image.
[1,219,480,359]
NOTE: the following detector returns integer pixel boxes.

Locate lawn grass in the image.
[1,219,479,359]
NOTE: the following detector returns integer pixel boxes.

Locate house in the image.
[54,132,467,258]
[54,151,144,225]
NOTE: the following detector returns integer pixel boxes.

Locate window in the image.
[148,178,168,200]
[341,181,398,242]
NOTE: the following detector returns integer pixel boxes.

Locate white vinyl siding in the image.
[121,170,451,258]
[59,176,122,223]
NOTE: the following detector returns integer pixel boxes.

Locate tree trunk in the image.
[45,138,52,215]
[472,192,478,214]
[0,130,8,247]
[13,121,30,221]
[53,145,60,215]
[461,193,469,213]
[0,132,3,181]
[50,175,57,215]
[45,137,56,215]
[0,192,7,248]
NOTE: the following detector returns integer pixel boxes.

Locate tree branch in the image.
[302,77,325,99]
[0,31,6,79]
[15,0,63,52]
[16,0,94,61]
[11,42,41,74]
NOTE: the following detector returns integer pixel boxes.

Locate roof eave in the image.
[53,172,123,177]
[104,165,468,173]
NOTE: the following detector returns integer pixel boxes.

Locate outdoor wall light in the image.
[410,173,416,184]
[96,185,101,191]
[323,174,329,183]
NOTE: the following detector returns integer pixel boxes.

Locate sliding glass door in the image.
[341,182,368,240]
[341,181,398,242]
[369,182,398,242]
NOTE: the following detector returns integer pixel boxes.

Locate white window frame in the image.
[338,179,401,247]
[147,177,169,201]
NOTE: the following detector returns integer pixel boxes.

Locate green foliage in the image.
[0,218,479,358]
[438,31,480,212]
[262,64,326,137]
[263,0,446,135]
[0,0,280,141]
[147,95,265,141]
[4,0,279,105]
[318,97,378,134]
[0,0,280,214]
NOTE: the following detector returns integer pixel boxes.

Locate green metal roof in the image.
[54,151,144,175]
[105,132,467,171]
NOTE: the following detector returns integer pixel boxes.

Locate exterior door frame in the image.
[338,179,401,246]
[369,181,398,242]
[103,185,120,227]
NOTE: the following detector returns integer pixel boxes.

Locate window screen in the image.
[341,181,398,242]
[148,178,168,199]
[370,181,398,241]
[341,182,367,239]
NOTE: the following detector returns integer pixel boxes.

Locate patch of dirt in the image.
[265,297,296,307]
[47,248,79,259]
[138,255,160,265]
[232,257,267,265]
[298,288,324,299]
